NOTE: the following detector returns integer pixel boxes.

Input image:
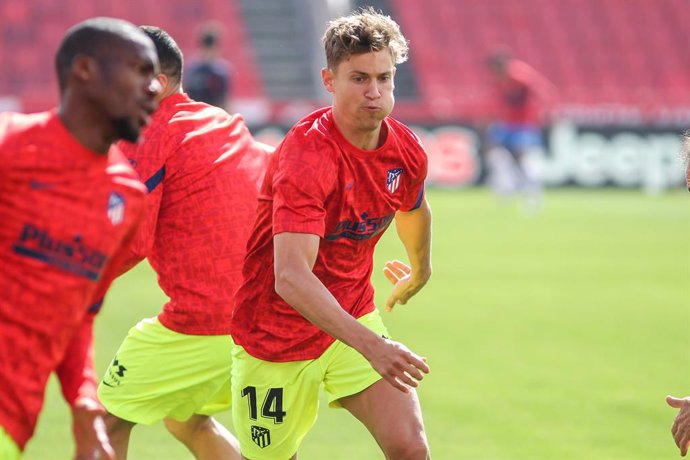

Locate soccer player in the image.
[96,26,271,460]
[483,47,556,214]
[230,8,432,459]
[0,17,160,460]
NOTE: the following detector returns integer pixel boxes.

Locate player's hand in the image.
[367,337,430,393]
[383,260,427,312]
[72,397,115,460]
[668,396,690,456]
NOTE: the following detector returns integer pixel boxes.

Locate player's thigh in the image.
[321,310,388,408]
[339,379,427,451]
[325,310,427,447]
[194,369,232,418]
[231,344,320,460]
[98,317,233,425]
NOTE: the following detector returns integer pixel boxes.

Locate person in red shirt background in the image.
[0,17,160,460]
[230,8,432,459]
[95,26,271,460]
[484,47,557,214]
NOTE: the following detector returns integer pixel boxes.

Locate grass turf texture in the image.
[23,188,688,459]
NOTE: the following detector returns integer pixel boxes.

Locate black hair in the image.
[201,30,218,48]
[55,17,142,92]
[139,25,183,84]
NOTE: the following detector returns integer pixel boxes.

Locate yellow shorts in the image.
[98,317,233,425]
[0,425,20,460]
[231,310,388,460]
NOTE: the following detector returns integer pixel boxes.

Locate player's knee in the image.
[384,432,429,460]
[164,417,193,442]
[164,415,212,443]
[103,412,135,439]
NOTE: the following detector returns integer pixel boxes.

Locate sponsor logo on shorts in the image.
[251,425,271,448]
[102,356,127,388]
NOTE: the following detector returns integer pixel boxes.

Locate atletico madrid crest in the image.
[107,192,125,226]
[386,168,403,194]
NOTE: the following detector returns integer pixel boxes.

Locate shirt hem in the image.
[158,313,233,336]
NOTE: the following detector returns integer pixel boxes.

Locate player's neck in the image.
[159,84,182,102]
[57,99,112,155]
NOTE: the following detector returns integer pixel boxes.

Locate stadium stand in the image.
[389,0,690,123]
[0,0,264,113]
[0,0,688,125]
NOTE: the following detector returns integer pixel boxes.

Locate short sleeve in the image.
[400,144,429,212]
[272,133,337,237]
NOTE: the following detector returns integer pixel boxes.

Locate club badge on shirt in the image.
[107,192,125,225]
[386,168,403,194]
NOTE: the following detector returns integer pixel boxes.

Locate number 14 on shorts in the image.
[242,386,286,423]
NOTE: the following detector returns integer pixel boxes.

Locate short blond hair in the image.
[322,7,409,70]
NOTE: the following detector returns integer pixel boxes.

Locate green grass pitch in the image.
[23,188,688,459]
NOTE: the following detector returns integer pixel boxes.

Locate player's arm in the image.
[55,254,135,460]
[384,197,432,312]
[115,173,164,276]
[274,232,430,392]
[55,313,98,406]
[55,313,115,460]
[56,195,145,459]
[524,65,558,117]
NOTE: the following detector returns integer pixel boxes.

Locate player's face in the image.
[324,50,396,134]
[91,37,161,142]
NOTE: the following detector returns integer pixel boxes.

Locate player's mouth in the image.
[362,105,381,112]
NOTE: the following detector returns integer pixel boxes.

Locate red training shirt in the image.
[231,107,427,362]
[117,93,269,335]
[492,59,555,124]
[0,111,146,449]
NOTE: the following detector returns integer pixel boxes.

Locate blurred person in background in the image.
[229,8,432,460]
[0,17,160,460]
[96,25,271,460]
[185,22,233,110]
[483,46,556,215]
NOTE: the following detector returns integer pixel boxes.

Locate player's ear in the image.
[71,54,99,84]
[321,67,335,94]
[155,73,169,93]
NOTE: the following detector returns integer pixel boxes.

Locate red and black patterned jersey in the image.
[231,107,427,362]
[0,111,146,449]
[117,93,269,335]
